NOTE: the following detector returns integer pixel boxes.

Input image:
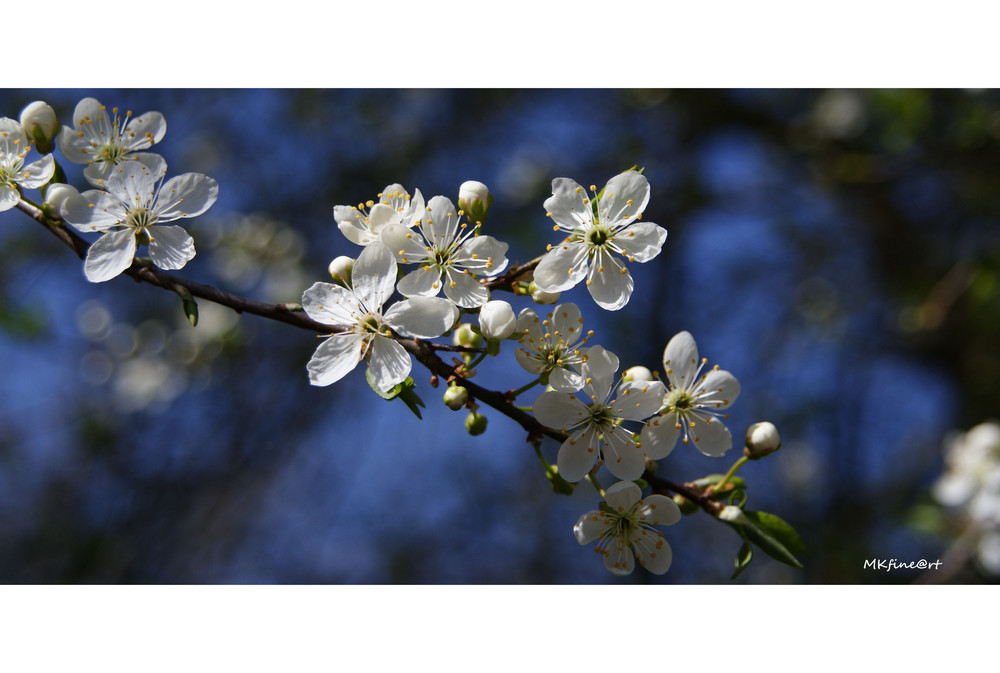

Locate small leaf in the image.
[398,386,425,420]
[692,474,747,490]
[366,368,400,399]
[720,507,803,569]
[745,511,807,556]
[731,541,753,580]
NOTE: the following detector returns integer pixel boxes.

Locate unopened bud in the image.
[719,504,749,524]
[479,300,516,340]
[443,385,468,410]
[328,256,354,286]
[673,494,699,516]
[453,323,482,349]
[458,180,492,225]
[744,421,782,460]
[44,183,79,219]
[465,410,488,436]
[528,281,560,305]
[20,101,60,153]
[623,366,654,383]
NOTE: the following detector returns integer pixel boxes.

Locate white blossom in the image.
[61,160,217,283]
[574,481,681,576]
[641,331,741,458]
[515,302,593,392]
[0,118,54,212]
[478,300,516,340]
[381,195,509,308]
[19,101,59,147]
[534,345,666,482]
[534,170,667,311]
[334,184,424,246]
[302,241,458,392]
[57,97,166,187]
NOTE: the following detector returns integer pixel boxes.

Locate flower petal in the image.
[301,281,358,326]
[602,427,645,481]
[587,248,633,311]
[548,366,585,393]
[381,222,431,265]
[549,303,585,345]
[690,414,733,457]
[351,242,397,312]
[16,154,54,189]
[307,333,362,387]
[614,221,667,263]
[604,481,642,511]
[396,266,443,297]
[384,296,457,338]
[368,335,411,392]
[422,195,460,247]
[602,539,635,576]
[695,368,742,410]
[454,235,509,277]
[641,414,680,460]
[147,225,195,270]
[543,177,592,231]
[0,185,18,212]
[599,170,650,228]
[612,380,666,421]
[515,346,545,375]
[154,172,218,221]
[533,239,589,292]
[573,511,610,545]
[557,426,599,483]
[533,391,588,429]
[442,268,489,308]
[123,111,166,151]
[663,331,700,390]
[83,229,137,282]
[638,495,682,527]
[581,345,619,400]
[634,533,672,575]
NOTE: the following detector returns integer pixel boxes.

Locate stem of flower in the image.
[711,455,750,494]
[586,471,605,498]
[506,377,541,400]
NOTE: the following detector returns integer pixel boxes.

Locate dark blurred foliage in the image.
[0,89,998,583]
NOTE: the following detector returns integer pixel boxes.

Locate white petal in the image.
[56,125,90,164]
[384,296,457,338]
[573,511,610,545]
[557,426,600,483]
[690,415,733,457]
[307,333,363,387]
[604,481,642,511]
[695,369,741,410]
[381,222,431,265]
[454,235,509,277]
[634,534,672,575]
[0,186,18,211]
[533,391,589,429]
[422,195,460,246]
[147,225,195,270]
[614,221,667,263]
[533,240,589,292]
[612,380,667,422]
[154,172,218,221]
[301,282,358,326]
[396,266,442,297]
[107,160,160,204]
[641,415,680,460]
[549,303,585,345]
[933,473,977,506]
[548,367,584,393]
[663,331,700,390]
[543,177,592,231]
[638,495,682,527]
[16,154,55,189]
[515,347,545,375]
[587,249,633,311]
[602,427,646,482]
[602,538,635,576]
[368,336,411,392]
[123,111,166,151]
[83,229,137,282]
[516,307,544,343]
[61,190,124,233]
[352,242,398,311]
[581,345,619,400]
[599,170,650,227]
[442,268,489,308]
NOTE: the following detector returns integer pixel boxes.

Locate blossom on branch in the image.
[534,345,666,482]
[302,241,458,392]
[61,160,218,282]
[334,183,424,246]
[640,331,741,458]
[574,480,681,576]
[0,117,54,212]
[514,302,593,392]
[380,195,509,308]
[57,97,166,187]
[534,170,667,311]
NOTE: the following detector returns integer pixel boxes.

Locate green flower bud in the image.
[527,281,560,305]
[744,421,782,460]
[327,255,354,287]
[623,365,654,383]
[452,323,482,349]
[443,385,468,411]
[479,300,516,340]
[673,494,700,516]
[458,180,492,225]
[465,410,488,436]
[19,101,59,154]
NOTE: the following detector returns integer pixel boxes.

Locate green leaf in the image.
[397,386,425,420]
[745,511,807,556]
[365,372,425,419]
[366,368,402,399]
[720,507,803,569]
[731,541,753,580]
[693,474,747,490]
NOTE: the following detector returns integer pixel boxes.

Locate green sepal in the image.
[731,540,753,580]
[546,465,575,495]
[486,339,501,356]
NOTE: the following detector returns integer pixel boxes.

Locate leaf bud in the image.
[623,365,654,383]
[452,323,482,349]
[458,180,492,225]
[465,410,488,436]
[19,101,59,153]
[327,255,354,287]
[443,384,468,411]
[479,300,516,340]
[744,421,782,460]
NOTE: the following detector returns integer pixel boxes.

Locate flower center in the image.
[666,388,694,411]
[126,206,155,232]
[587,403,616,429]
[98,142,127,165]
[587,227,610,247]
